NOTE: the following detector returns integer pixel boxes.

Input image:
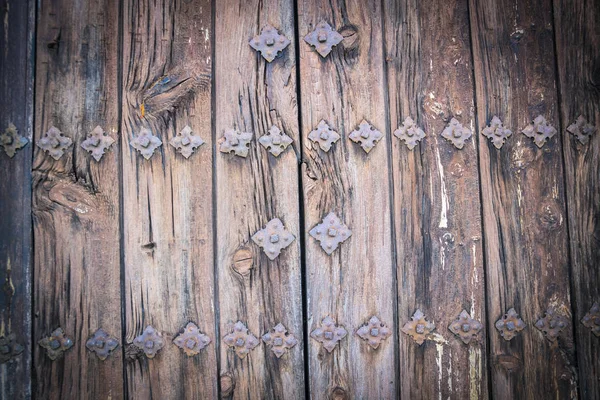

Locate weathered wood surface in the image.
[32,0,124,398]
[214,1,305,398]
[297,1,396,398]
[469,0,577,397]
[384,0,488,398]
[553,0,600,398]
[121,0,217,398]
[0,0,34,398]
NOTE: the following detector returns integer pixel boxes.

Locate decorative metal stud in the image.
[258,125,293,157]
[394,117,425,150]
[0,123,28,158]
[218,129,253,158]
[262,323,298,358]
[0,334,24,364]
[304,21,343,58]
[448,310,482,344]
[173,322,211,356]
[522,115,557,148]
[495,308,526,341]
[131,128,162,160]
[37,126,73,160]
[38,327,73,360]
[251,218,295,260]
[310,316,347,352]
[169,125,205,159]
[356,316,392,349]
[309,212,352,255]
[86,328,119,360]
[441,118,472,149]
[567,115,596,145]
[133,325,165,358]
[581,302,600,337]
[249,25,290,62]
[349,120,383,153]
[308,120,340,152]
[81,125,115,161]
[482,116,512,149]
[535,309,568,342]
[223,321,259,359]
[401,309,435,345]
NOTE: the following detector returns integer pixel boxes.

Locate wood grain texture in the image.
[32,0,124,398]
[297,1,396,398]
[121,0,217,398]
[214,1,305,398]
[384,0,488,398]
[469,0,577,397]
[553,0,600,398]
[0,0,34,398]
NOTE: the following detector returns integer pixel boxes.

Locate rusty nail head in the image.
[258,125,293,157]
[219,129,253,158]
[394,117,425,150]
[522,115,557,148]
[495,308,526,341]
[308,120,340,152]
[81,125,115,161]
[348,120,383,153]
[0,334,24,364]
[37,126,73,160]
[86,328,119,360]
[441,118,472,149]
[173,322,211,356]
[304,21,343,57]
[567,115,596,145]
[223,321,259,359]
[535,309,569,342]
[133,326,165,358]
[39,327,73,360]
[249,25,290,62]
[169,125,205,159]
[448,310,482,344]
[262,323,298,358]
[131,128,162,160]
[251,218,295,260]
[0,123,28,158]
[401,309,435,345]
[311,316,347,352]
[356,316,391,349]
[482,116,512,149]
[581,302,600,337]
[309,212,351,255]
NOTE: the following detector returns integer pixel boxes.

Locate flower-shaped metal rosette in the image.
[441,118,472,149]
[169,125,205,159]
[448,310,482,344]
[535,309,568,342]
[251,218,295,260]
[38,327,74,360]
[310,316,347,353]
[0,333,24,364]
[356,316,392,350]
[308,120,340,152]
[581,302,600,337]
[401,309,435,345]
[173,322,211,356]
[258,125,293,157]
[81,125,115,161]
[86,328,119,360]
[37,126,73,160]
[223,321,259,359]
[309,212,352,255]
[131,128,162,160]
[522,115,557,148]
[219,129,253,158]
[262,323,298,358]
[394,117,425,150]
[348,120,383,153]
[133,325,165,358]
[249,24,290,62]
[567,115,596,145]
[495,308,526,341]
[0,123,28,158]
[482,116,512,149]
[304,21,343,57]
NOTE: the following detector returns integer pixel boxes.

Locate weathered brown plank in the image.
[297,2,396,398]
[553,0,600,398]
[214,1,305,399]
[121,0,217,398]
[32,0,124,398]
[384,0,488,398]
[469,0,577,397]
[0,0,34,398]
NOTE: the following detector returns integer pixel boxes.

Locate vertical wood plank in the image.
[383,0,488,398]
[297,2,396,398]
[32,0,124,398]
[553,0,600,398]
[469,0,578,397]
[214,1,305,399]
[121,0,217,398]
[0,0,34,398]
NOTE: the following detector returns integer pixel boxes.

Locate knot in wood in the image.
[249,25,290,62]
[310,316,347,352]
[85,328,119,360]
[537,202,562,231]
[262,323,298,358]
[38,327,73,360]
[220,373,235,397]
[0,123,28,158]
[81,125,115,161]
[330,387,349,400]
[482,116,512,149]
[449,310,482,344]
[0,334,24,364]
[169,125,205,159]
[441,118,472,149]
[223,321,259,359]
[258,125,293,157]
[308,120,340,152]
[521,115,557,148]
[309,212,352,255]
[37,126,73,160]
[567,115,596,145]
[356,316,391,349]
[349,120,383,153]
[581,302,600,337]
[401,309,435,345]
[495,308,526,341]
[232,248,254,275]
[251,218,295,260]
[218,129,253,158]
[304,21,343,58]
[130,128,162,160]
[133,325,165,358]
[394,117,426,150]
[535,309,569,342]
[173,322,211,356]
